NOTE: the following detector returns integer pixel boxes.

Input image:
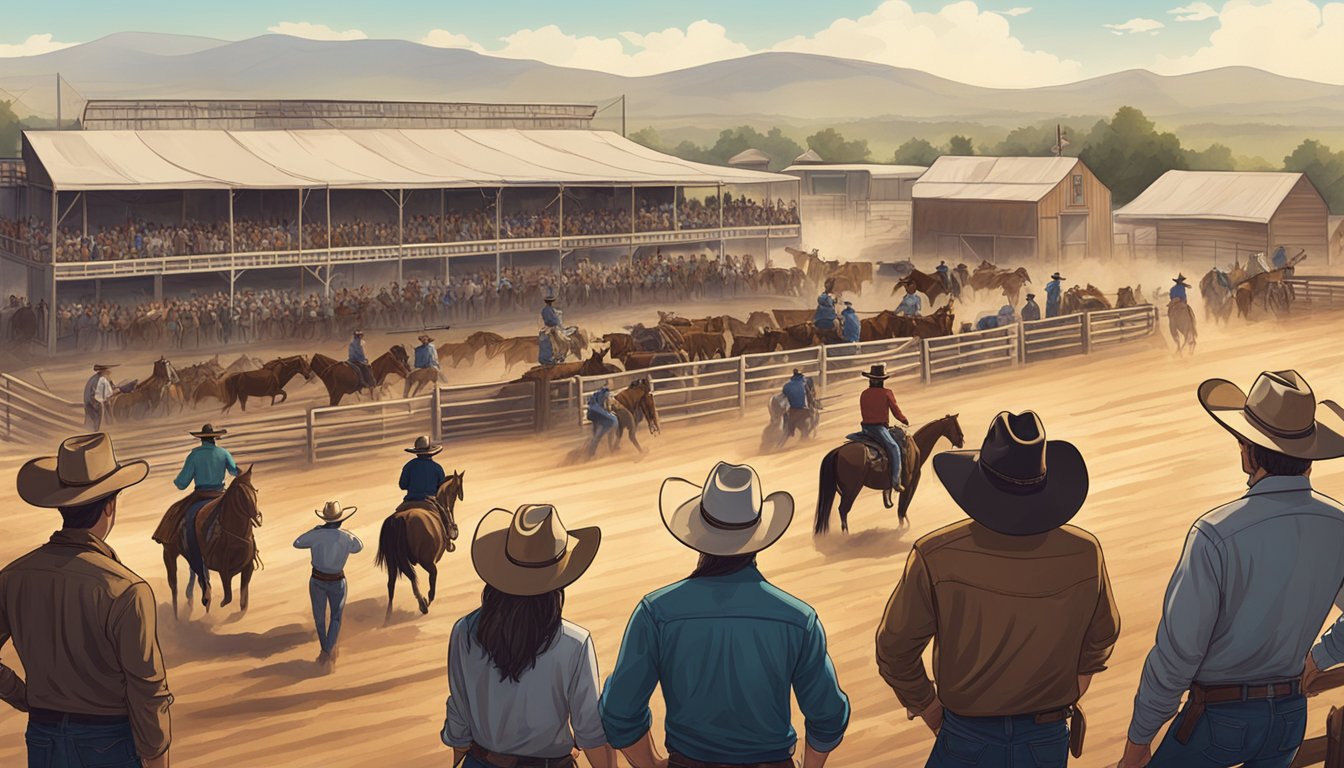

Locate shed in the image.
[727,148,771,172]
[794,149,824,165]
[782,164,926,201]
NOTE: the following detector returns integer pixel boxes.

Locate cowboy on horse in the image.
[348,329,377,392]
[858,364,910,493]
[841,301,861,343]
[413,333,440,374]
[541,290,573,364]
[153,423,239,588]
[896,282,923,317]
[399,436,446,512]
[814,288,838,333]
[935,260,951,292]
[783,369,810,413]
[1169,274,1190,306]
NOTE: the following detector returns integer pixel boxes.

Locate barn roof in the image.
[794,149,824,164]
[782,163,927,179]
[912,156,1080,202]
[727,148,771,166]
[1114,171,1309,224]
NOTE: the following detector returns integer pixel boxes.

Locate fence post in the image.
[574,377,585,427]
[430,386,442,443]
[737,355,747,412]
[920,338,932,385]
[817,344,828,393]
[305,407,316,464]
[3,377,10,440]
[1081,313,1092,354]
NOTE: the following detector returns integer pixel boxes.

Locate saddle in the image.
[845,429,918,487]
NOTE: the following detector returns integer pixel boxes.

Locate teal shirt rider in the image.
[174,442,240,492]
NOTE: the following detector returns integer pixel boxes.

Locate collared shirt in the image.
[84,373,115,405]
[877,520,1119,717]
[1129,475,1344,743]
[293,525,364,574]
[897,294,922,317]
[542,305,562,327]
[443,612,606,758]
[173,442,239,492]
[783,376,808,409]
[400,456,446,502]
[1169,284,1188,301]
[0,530,173,758]
[348,338,367,364]
[860,387,906,426]
[1046,280,1063,301]
[841,309,861,341]
[587,388,610,412]
[599,566,850,763]
[414,342,439,369]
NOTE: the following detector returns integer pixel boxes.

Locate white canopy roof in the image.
[913,156,1080,202]
[1115,171,1308,224]
[24,128,794,191]
[783,163,927,179]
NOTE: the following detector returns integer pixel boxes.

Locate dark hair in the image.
[58,493,117,529]
[1244,440,1312,477]
[689,553,756,579]
[868,379,884,388]
[474,585,564,683]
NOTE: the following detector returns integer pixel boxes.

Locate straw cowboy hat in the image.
[1198,370,1344,460]
[17,433,150,508]
[471,504,600,596]
[933,411,1088,536]
[315,500,357,523]
[659,462,794,556]
[405,435,443,456]
[861,363,890,382]
[189,423,228,439]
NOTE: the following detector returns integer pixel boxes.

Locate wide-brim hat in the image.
[934,411,1088,536]
[861,363,889,381]
[1050,272,1065,280]
[353,329,365,336]
[472,504,600,596]
[190,423,228,439]
[405,435,443,455]
[17,433,150,508]
[659,462,794,556]
[417,334,434,344]
[315,501,357,523]
[1198,370,1344,460]
[1026,293,1037,299]
[1173,274,1189,284]
[93,364,117,371]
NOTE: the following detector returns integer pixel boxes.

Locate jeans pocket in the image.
[1026,732,1070,768]
[24,735,54,768]
[71,733,140,768]
[936,730,987,765]
[1277,696,1309,752]
[1200,709,1249,763]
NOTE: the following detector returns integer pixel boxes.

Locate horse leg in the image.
[384,567,397,626]
[426,562,439,608]
[220,571,234,607]
[838,485,858,534]
[898,469,921,526]
[163,548,180,620]
[240,561,254,613]
[403,565,429,615]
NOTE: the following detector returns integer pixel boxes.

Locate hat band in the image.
[700,504,760,531]
[58,463,126,489]
[980,461,1047,495]
[1244,406,1316,440]
[505,543,568,569]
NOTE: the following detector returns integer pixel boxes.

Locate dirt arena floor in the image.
[3,290,1344,766]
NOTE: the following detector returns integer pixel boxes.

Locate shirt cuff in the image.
[1127,717,1162,746]
[805,729,845,754]
[1313,641,1341,672]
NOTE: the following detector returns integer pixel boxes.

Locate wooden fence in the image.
[1288,276,1344,308]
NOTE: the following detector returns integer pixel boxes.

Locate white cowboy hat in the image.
[405,435,443,456]
[1198,370,1344,460]
[315,500,357,523]
[17,433,150,508]
[659,462,794,556]
[471,504,600,596]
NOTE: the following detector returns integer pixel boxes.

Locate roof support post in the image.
[48,188,57,354]
[297,188,303,257]
[439,188,445,245]
[718,183,725,264]
[227,190,235,254]
[325,186,332,298]
[397,188,404,283]
[630,186,636,266]
[82,192,87,238]
[672,186,678,231]
[181,190,187,225]
[495,188,503,297]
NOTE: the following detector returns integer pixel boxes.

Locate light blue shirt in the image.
[896,294,922,317]
[542,304,562,327]
[293,525,364,574]
[348,337,368,364]
[1128,476,1344,743]
[173,442,239,491]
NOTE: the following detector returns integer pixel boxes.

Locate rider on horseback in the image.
[783,369,810,412]
[348,330,377,392]
[399,436,446,511]
[936,260,951,292]
[154,424,239,577]
[814,288,838,333]
[413,334,440,374]
[541,291,571,364]
[1169,274,1190,306]
[859,364,909,493]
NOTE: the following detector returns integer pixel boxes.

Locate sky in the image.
[3,0,1344,87]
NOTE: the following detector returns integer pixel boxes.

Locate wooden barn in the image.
[1114,171,1329,267]
[912,156,1112,264]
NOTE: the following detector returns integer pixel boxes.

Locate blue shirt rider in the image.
[1021,293,1042,321]
[840,302,861,343]
[586,383,618,458]
[782,370,809,410]
[174,424,239,493]
[814,291,837,330]
[1272,245,1288,269]
[348,329,376,390]
[541,296,563,328]
[935,260,950,289]
[413,334,440,370]
[1045,272,1065,318]
[896,283,922,317]
[1170,274,1190,302]
[399,436,446,504]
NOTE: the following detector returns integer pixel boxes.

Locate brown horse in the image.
[310,346,411,406]
[1169,300,1198,356]
[969,263,1032,306]
[1061,284,1112,315]
[893,268,948,305]
[375,472,463,621]
[608,378,660,452]
[222,355,313,413]
[1200,269,1235,324]
[108,357,179,421]
[814,414,965,533]
[159,466,262,616]
[620,350,689,370]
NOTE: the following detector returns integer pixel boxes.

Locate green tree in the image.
[628,127,665,152]
[805,128,870,163]
[991,123,1077,157]
[0,101,20,157]
[1185,143,1236,171]
[946,135,975,156]
[1283,139,1344,213]
[892,138,940,166]
[758,127,805,171]
[1078,106,1188,205]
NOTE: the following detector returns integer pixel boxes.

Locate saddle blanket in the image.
[846,429,917,482]
[184,495,221,589]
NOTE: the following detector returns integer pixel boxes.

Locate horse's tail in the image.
[814,449,840,534]
[375,513,415,578]
[221,374,239,411]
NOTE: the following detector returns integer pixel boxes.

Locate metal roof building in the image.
[80,99,598,131]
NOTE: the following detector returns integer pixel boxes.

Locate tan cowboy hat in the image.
[417,334,434,344]
[660,462,794,556]
[471,504,600,596]
[93,363,117,372]
[1198,370,1344,460]
[405,435,443,456]
[17,433,150,508]
[934,411,1088,536]
[861,363,889,381]
[189,423,228,439]
[315,500,357,523]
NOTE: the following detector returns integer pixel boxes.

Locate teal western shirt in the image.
[173,442,239,491]
[599,566,849,762]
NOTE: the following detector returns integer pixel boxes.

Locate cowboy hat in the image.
[353,329,364,336]
[189,423,228,439]
[1197,370,1344,460]
[1173,274,1189,284]
[1026,293,1037,299]
[17,433,150,508]
[405,435,443,456]
[92,364,117,372]
[315,500,357,523]
[861,363,890,381]
[659,462,794,557]
[472,504,600,596]
[417,334,434,344]
[933,411,1088,536]
[1050,272,1065,281]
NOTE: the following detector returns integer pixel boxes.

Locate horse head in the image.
[944,414,965,448]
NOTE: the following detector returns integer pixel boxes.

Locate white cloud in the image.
[1104,18,1166,35]
[485,20,751,76]
[421,29,483,51]
[1156,0,1344,83]
[0,33,80,58]
[267,21,367,41]
[770,1,1081,87]
[1001,7,1033,16]
[1170,2,1220,22]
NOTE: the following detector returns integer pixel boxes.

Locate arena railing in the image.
[1287,276,1344,308]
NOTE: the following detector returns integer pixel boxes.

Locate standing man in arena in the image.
[294,500,363,670]
[348,329,376,393]
[814,286,838,336]
[83,364,117,430]
[1046,272,1065,318]
[859,364,909,494]
[841,301,862,344]
[896,282,923,317]
[1021,292,1042,321]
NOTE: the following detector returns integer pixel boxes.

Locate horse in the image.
[620,350,689,370]
[893,269,947,305]
[1200,269,1235,324]
[159,466,262,617]
[969,263,1032,306]
[375,472,463,621]
[492,337,542,372]
[108,357,179,421]
[761,378,822,452]
[1116,286,1143,309]
[404,364,443,398]
[310,346,411,407]
[1169,299,1198,356]
[222,355,313,413]
[814,414,966,533]
[1061,285,1112,315]
[607,378,660,452]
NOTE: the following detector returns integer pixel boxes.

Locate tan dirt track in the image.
[3,308,1344,767]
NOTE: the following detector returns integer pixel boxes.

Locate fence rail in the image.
[1288,277,1344,308]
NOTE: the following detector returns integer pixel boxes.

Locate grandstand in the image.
[4,126,801,351]
[80,99,599,131]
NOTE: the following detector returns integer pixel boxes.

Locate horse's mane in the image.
[219,469,262,528]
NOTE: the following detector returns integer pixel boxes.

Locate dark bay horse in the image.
[814,414,965,533]
[108,357,178,421]
[222,355,313,413]
[160,466,262,616]
[609,378,660,452]
[375,472,463,621]
[311,345,411,406]
[762,378,821,452]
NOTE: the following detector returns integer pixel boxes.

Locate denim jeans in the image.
[587,408,618,455]
[1148,694,1308,768]
[309,577,348,655]
[926,710,1070,768]
[861,424,903,489]
[26,719,142,768]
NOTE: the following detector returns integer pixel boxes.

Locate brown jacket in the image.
[876,520,1119,717]
[0,529,173,758]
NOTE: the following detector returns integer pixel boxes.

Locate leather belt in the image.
[667,752,794,768]
[1175,680,1302,744]
[311,568,345,582]
[29,707,130,726]
[466,743,576,768]
[1034,704,1086,758]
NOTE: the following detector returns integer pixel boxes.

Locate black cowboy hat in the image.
[1026,293,1037,300]
[861,363,890,381]
[93,363,118,371]
[1050,272,1065,281]
[933,411,1088,536]
[1173,274,1189,284]
[190,423,228,439]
